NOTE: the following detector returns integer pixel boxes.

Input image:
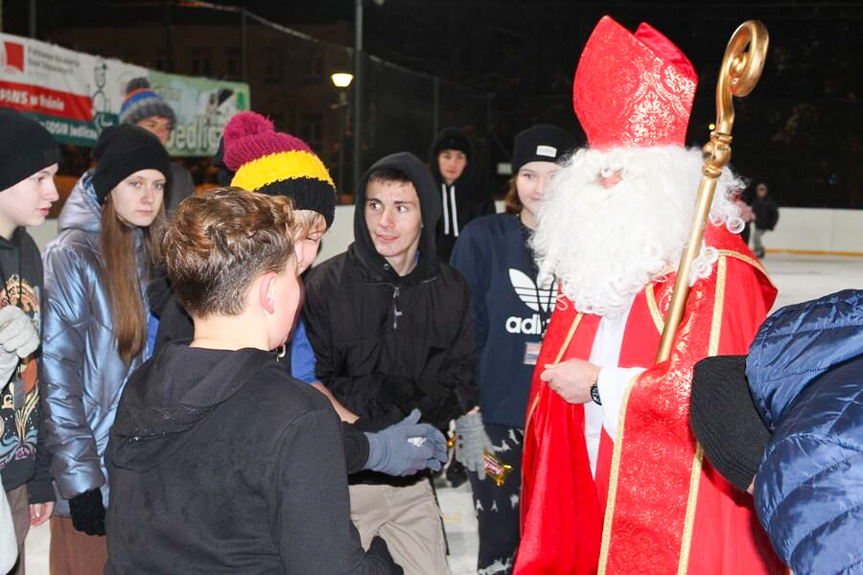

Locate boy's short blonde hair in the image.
[293,209,327,239]
[162,188,296,318]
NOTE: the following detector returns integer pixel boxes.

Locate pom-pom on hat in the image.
[92,125,171,205]
[119,77,177,130]
[222,111,336,229]
[573,16,698,150]
[0,108,61,191]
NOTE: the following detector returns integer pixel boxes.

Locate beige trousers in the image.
[349,480,449,575]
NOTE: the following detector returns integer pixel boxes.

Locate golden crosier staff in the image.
[655,20,769,363]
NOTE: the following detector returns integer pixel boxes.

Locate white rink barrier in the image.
[29,205,863,260]
[762,207,863,256]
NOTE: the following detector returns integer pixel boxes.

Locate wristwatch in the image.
[590,382,602,405]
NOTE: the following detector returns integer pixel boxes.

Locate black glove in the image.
[367,536,404,575]
[69,488,106,536]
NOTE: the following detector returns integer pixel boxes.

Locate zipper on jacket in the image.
[392,285,403,330]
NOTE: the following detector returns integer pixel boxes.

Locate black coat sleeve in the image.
[342,422,371,475]
[267,407,400,574]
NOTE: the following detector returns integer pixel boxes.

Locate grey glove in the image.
[0,306,39,359]
[455,411,493,480]
[364,409,448,477]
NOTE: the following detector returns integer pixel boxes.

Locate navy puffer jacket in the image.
[745,289,863,574]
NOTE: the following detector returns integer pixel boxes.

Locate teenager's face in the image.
[110,169,165,227]
[0,164,60,237]
[294,214,327,275]
[438,149,467,185]
[136,116,172,146]
[516,161,560,222]
[365,180,422,268]
[267,256,302,349]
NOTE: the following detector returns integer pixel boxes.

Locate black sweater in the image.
[105,344,398,574]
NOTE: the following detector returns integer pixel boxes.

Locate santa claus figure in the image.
[515,16,785,575]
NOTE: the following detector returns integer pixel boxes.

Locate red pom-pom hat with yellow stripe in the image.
[222,111,336,228]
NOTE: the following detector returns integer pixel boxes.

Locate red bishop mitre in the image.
[573,16,698,149]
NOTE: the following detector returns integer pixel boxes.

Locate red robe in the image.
[515,227,786,575]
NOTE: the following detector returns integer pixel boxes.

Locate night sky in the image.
[4,0,863,207]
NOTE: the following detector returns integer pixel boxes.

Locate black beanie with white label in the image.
[511,125,574,175]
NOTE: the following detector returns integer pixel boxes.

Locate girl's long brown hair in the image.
[504,176,521,214]
[100,195,165,365]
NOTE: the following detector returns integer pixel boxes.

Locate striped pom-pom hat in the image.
[222,111,336,228]
[118,77,177,130]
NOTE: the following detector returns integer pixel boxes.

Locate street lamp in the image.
[331,73,354,89]
[332,72,354,200]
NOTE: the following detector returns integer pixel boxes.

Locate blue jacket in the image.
[746,289,863,574]
[41,172,153,504]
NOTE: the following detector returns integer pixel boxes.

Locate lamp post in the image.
[332,72,354,201]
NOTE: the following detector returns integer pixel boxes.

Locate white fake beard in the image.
[531,146,745,318]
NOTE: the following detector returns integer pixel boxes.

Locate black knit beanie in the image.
[511,125,574,175]
[92,125,171,205]
[0,108,61,192]
[690,355,772,492]
[432,128,471,161]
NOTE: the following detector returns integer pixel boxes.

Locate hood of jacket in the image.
[109,344,272,472]
[351,151,441,285]
[749,293,863,574]
[428,127,477,191]
[58,170,102,234]
[746,289,863,432]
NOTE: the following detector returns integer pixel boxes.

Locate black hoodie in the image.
[430,128,495,261]
[0,227,54,503]
[303,152,476,443]
[105,344,398,574]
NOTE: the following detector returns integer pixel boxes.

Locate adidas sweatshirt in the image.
[451,214,556,428]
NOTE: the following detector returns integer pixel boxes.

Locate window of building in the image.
[264,47,284,85]
[299,113,324,152]
[191,48,212,77]
[303,49,324,85]
[226,47,241,79]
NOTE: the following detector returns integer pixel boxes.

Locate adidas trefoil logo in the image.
[506,269,557,335]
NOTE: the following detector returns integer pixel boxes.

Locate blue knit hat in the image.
[118,78,177,130]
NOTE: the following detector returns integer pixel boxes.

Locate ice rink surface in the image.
[24,253,863,574]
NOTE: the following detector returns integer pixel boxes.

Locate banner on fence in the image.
[1,32,249,156]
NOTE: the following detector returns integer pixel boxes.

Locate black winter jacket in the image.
[145,269,371,474]
[752,195,779,231]
[303,152,477,437]
[105,344,399,574]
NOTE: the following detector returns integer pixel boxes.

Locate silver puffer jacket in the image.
[40,172,152,504]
